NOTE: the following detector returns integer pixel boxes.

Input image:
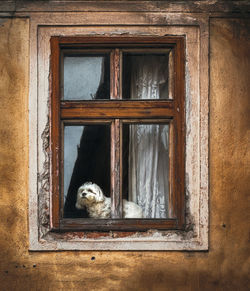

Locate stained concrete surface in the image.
[0,17,249,290]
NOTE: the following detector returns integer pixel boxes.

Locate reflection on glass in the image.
[63,55,110,100]
[63,124,110,218]
[123,53,171,100]
[123,123,170,218]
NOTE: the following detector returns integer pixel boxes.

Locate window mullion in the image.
[111,119,122,218]
[110,48,122,99]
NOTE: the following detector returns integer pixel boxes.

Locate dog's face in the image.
[75,182,104,209]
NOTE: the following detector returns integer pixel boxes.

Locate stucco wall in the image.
[0,17,249,290]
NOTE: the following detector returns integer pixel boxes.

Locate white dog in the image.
[75,182,143,218]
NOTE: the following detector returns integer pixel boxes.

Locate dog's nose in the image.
[81,192,86,198]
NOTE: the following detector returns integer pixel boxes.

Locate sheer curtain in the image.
[128,55,170,218]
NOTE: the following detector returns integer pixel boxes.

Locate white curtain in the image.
[128,55,170,218]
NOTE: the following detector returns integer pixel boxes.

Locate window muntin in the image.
[50,36,185,231]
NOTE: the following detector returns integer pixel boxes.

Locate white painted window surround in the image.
[28,13,209,251]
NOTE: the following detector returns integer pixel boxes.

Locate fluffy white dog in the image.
[75,182,143,218]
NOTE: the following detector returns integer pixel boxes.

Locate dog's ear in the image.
[76,187,84,209]
[77,185,84,195]
[96,186,104,202]
[75,201,82,209]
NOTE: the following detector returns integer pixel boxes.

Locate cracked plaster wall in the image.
[0,17,249,290]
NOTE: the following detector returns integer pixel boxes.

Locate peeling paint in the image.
[38,119,50,238]
[0,19,10,26]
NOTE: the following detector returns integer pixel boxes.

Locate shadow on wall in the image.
[119,263,249,291]
[0,17,53,290]
[0,13,250,291]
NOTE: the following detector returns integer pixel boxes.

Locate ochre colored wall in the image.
[0,17,249,290]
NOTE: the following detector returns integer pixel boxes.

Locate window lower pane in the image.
[123,123,170,219]
[63,124,110,218]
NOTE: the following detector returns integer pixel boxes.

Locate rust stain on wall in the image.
[0,17,249,290]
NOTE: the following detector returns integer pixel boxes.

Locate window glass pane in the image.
[123,52,173,100]
[63,124,110,218]
[123,123,170,219]
[63,54,110,100]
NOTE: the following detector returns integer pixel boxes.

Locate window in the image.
[50,36,185,231]
[29,20,208,250]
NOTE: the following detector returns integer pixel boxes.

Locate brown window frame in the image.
[50,36,185,232]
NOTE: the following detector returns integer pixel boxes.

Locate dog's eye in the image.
[87,189,94,194]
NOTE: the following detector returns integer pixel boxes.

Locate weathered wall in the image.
[0,17,249,290]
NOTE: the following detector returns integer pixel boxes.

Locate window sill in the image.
[52,218,180,232]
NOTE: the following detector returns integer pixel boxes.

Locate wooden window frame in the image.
[50,36,185,232]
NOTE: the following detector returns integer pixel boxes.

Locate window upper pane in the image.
[122,52,173,100]
[63,54,110,100]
